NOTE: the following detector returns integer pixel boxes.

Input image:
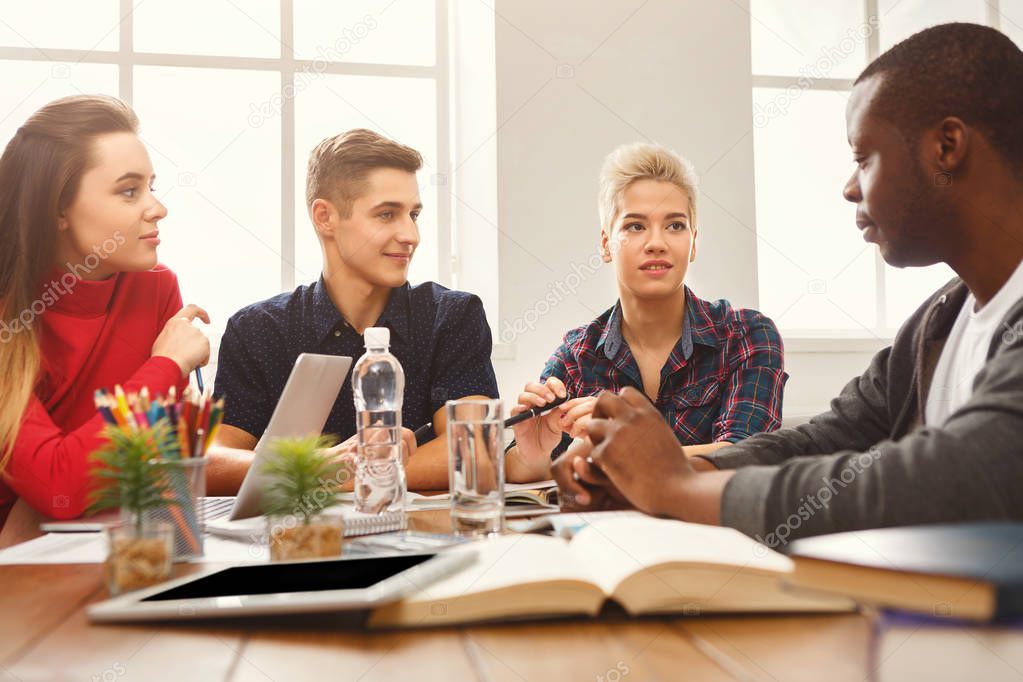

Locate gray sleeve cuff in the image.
[704,443,765,470]
[719,465,778,540]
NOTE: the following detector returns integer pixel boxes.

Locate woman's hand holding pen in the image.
[151,304,211,377]
[558,396,598,439]
[511,377,568,466]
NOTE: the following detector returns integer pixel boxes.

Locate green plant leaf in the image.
[87,419,184,518]
[260,434,344,524]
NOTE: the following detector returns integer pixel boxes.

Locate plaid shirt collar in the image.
[597,286,719,363]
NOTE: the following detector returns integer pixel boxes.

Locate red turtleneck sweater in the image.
[1,265,188,525]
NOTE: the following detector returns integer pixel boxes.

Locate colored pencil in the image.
[113,385,137,430]
[94,390,118,426]
[94,384,226,458]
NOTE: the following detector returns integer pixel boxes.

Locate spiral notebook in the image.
[205,506,407,541]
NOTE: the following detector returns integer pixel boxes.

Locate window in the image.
[749,0,1014,337]
[0,0,498,372]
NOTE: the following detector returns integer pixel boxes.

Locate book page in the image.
[568,516,792,595]
[369,533,608,626]
[403,533,595,602]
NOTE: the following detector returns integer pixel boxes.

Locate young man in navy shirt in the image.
[211,129,498,491]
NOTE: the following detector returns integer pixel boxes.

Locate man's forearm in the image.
[205,446,255,496]
[659,470,735,526]
[405,437,451,490]
[683,442,731,457]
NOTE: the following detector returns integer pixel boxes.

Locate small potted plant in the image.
[262,434,346,561]
[89,421,180,594]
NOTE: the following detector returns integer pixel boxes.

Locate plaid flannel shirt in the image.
[540,287,787,457]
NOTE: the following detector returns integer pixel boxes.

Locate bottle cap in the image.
[364,327,390,348]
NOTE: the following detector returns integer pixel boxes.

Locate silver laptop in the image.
[228,352,352,520]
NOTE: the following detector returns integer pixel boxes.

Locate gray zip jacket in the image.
[707,278,1023,545]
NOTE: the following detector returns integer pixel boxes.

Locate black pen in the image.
[503,394,570,428]
[413,422,435,445]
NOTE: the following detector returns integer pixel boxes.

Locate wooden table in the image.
[0,510,872,681]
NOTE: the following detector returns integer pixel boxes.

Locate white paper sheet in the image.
[0,532,268,565]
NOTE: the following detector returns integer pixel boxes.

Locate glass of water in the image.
[446,399,504,536]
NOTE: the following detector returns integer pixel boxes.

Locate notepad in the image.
[339,480,560,512]
[205,506,407,542]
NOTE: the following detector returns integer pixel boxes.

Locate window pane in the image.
[132,66,282,351]
[1001,0,1023,48]
[293,0,435,66]
[753,87,877,332]
[750,0,867,79]
[0,0,119,51]
[0,61,118,148]
[879,0,986,51]
[133,0,281,58]
[885,263,956,331]
[294,74,438,287]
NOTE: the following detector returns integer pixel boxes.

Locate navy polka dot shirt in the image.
[213,278,499,442]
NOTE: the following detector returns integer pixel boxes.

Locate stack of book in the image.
[784,522,1023,682]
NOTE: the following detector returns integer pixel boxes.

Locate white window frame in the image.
[750,0,1005,344]
[0,0,458,294]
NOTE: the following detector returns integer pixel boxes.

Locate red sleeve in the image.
[156,266,190,397]
[3,267,189,521]
[3,356,184,520]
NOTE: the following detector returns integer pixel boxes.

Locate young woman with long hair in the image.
[0,94,210,526]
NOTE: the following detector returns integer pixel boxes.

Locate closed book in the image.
[786,522,1023,622]
[870,610,1023,682]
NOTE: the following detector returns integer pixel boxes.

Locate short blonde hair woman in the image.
[507,142,787,486]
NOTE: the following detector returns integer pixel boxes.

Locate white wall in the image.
[489,0,879,418]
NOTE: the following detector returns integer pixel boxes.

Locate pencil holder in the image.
[138,457,206,561]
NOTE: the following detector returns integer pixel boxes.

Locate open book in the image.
[369,515,854,627]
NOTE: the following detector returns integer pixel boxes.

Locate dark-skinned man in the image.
[543,23,1023,544]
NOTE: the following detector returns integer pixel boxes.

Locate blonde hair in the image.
[305,128,422,218]
[0,95,138,469]
[598,142,699,232]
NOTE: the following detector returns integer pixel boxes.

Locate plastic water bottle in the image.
[351,327,406,514]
